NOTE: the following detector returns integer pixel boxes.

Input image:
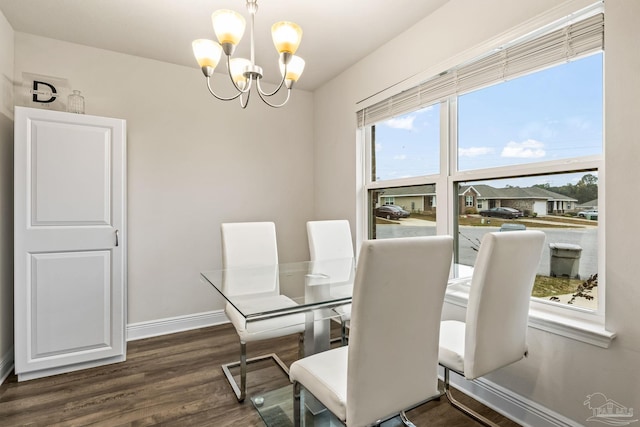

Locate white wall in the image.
[313,0,640,424]
[0,9,14,380]
[12,34,316,324]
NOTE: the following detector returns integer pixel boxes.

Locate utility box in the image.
[549,243,582,279]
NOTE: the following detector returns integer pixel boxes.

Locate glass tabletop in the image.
[201,258,356,322]
[200,258,473,323]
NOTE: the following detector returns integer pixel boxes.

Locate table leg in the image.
[303,309,331,356]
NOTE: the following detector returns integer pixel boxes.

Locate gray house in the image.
[459,185,578,216]
[378,184,577,216]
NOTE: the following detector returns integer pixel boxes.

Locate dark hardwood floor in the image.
[0,324,520,426]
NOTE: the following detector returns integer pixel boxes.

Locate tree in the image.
[533,174,597,204]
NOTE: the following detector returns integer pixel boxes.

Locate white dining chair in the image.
[307,219,354,345]
[439,230,545,426]
[290,235,453,426]
[220,221,305,402]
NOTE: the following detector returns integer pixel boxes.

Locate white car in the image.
[577,210,598,219]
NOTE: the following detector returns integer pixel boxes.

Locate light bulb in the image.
[230,58,251,89]
[279,55,305,82]
[192,39,222,70]
[272,21,302,54]
[212,10,246,46]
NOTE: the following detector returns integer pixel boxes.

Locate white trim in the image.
[18,355,126,382]
[0,346,14,385]
[527,306,615,348]
[126,310,229,341]
[440,366,585,427]
[444,283,615,348]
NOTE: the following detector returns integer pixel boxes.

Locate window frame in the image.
[357,9,613,347]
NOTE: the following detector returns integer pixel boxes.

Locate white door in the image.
[14,106,126,381]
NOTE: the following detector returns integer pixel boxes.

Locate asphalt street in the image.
[374,221,597,279]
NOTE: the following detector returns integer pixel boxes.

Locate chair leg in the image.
[298,332,304,360]
[293,381,302,427]
[221,341,290,402]
[341,320,348,346]
[400,411,417,427]
[443,367,500,427]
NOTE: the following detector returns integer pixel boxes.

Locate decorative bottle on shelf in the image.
[67,90,85,114]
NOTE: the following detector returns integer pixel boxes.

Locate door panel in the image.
[31,251,111,358]
[14,107,126,379]
[31,120,111,226]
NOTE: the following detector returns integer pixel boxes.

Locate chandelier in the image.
[192,0,305,109]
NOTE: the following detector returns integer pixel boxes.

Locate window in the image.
[369,184,437,240]
[371,106,440,182]
[361,12,603,314]
[458,54,603,172]
[465,196,474,207]
[455,52,602,311]
[457,173,599,310]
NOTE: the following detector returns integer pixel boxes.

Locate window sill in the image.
[444,282,616,349]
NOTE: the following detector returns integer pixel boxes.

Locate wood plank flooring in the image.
[0,324,521,426]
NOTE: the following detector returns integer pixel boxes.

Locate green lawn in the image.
[532,275,583,297]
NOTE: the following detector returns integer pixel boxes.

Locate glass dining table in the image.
[200,258,473,426]
[201,258,358,356]
[201,258,474,357]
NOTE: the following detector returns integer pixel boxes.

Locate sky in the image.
[373,53,603,188]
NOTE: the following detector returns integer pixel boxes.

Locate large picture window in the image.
[361,12,603,314]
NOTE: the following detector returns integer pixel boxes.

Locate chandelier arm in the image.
[256,71,287,97]
[206,76,244,101]
[239,80,252,109]
[239,93,250,109]
[225,55,253,94]
[256,86,291,108]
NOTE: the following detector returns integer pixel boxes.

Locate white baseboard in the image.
[0,346,14,385]
[441,367,583,427]
[126,310,229,341]
[17,355,126,382]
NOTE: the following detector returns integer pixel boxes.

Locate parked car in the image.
[577,210,598,219]
[479,207,524,219]
[386,205,410,218]
[374,205,407,219]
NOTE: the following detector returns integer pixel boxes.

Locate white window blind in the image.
[357,13,603,127]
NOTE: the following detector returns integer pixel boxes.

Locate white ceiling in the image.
[0,0,449,91]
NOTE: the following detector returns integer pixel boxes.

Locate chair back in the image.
[307,220,354,284]
[464,230,545,379]
[307,220,354,260]
[346,236,453,426]
[221,222,278,267]
[221,222,279,294]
